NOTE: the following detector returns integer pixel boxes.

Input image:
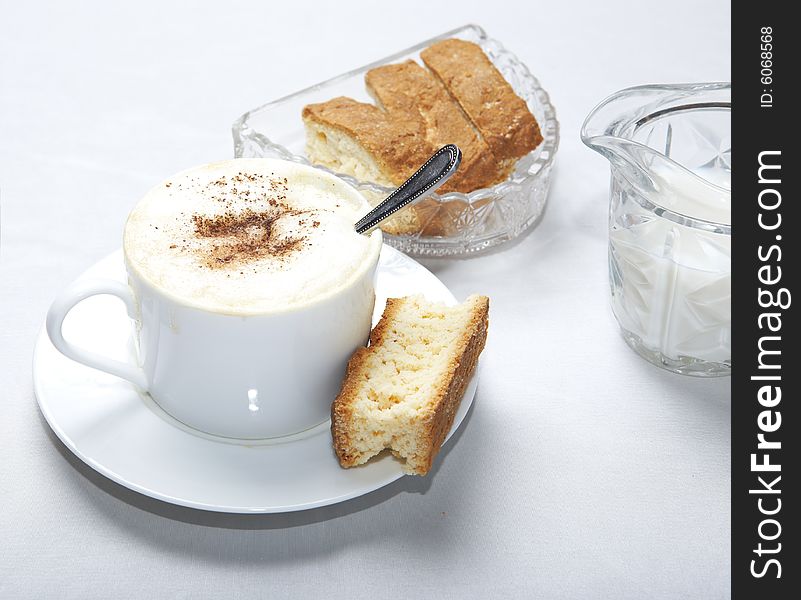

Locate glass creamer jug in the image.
[582,83,731,376]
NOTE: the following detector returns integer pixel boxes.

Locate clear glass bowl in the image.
[232,24,559,257]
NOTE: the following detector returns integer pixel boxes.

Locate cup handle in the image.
[46,278,149,390]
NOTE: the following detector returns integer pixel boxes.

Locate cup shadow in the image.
[39,392,477,531]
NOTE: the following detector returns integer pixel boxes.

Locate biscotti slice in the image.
[421,39,543,164]
[365,60,510,193]
[302,96,430,235]
[331,294,489,475]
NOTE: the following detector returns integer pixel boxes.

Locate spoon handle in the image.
[354,144,462,235]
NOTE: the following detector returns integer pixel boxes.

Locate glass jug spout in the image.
[581,83,731,230]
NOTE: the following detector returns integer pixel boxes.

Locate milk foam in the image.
[124,159,381,314]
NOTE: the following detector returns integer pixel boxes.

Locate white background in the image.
[0,1,731,598]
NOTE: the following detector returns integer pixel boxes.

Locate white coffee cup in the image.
[46,159,383,439]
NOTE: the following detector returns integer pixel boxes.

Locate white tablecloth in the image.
[0,1,731,598]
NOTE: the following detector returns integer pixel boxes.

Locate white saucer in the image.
[33,246,477,513]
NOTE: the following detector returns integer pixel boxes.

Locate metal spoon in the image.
[354,144,462,234]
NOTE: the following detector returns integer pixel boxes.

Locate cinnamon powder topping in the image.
[162,172,322,271]
[190,208,305,269]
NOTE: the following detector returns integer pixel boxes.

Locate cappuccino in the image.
[48,158,383,438]
[124,159,380,314]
